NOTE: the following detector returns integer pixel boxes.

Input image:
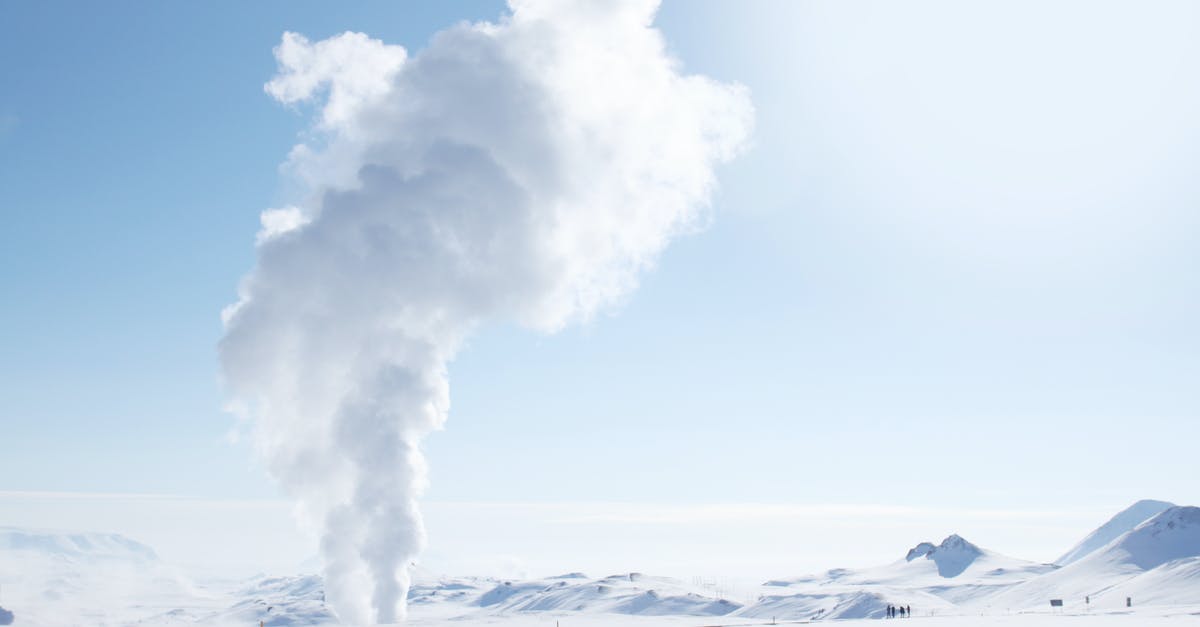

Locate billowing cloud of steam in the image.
[220,0,752,623]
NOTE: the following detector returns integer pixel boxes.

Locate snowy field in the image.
[406,613,1200,627]
[404,610,1200,627]
[1,501,1198,626]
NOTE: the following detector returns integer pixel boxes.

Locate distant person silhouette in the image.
[907,605,911,617]
[901,606,907,618]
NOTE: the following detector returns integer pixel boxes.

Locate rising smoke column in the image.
[220,0,752,623]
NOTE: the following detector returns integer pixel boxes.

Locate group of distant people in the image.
[886,604,911,618]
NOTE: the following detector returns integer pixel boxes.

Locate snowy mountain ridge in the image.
[2,500,1198,625]
[985,505,1200,611]
[1102,505,1200,570]
[903,534,986,577]
[1056,499,1175,565]
[0,526,158,562]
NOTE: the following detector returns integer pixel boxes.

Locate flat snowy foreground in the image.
[403,609,1200,627]
[405,610,1200,626]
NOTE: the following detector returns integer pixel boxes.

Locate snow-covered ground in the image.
[403,612,1200,627]
[1,501,1198,626]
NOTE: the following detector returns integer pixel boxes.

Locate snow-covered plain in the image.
[1,501,1198,626]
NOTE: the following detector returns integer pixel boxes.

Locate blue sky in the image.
[1,1,1198,576]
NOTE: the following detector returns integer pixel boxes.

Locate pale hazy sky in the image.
[1,0,1197,580]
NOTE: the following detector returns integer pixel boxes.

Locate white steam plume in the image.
[220,0,752,623]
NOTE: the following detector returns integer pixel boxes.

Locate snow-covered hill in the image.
[0,527,200,626]
[732,505,1200,620]
[987,505,1200,611]
[1109,505,1200,570]
[1056,499,1175,565]
[738,586,956,621]
[0,526,158,562]
[414,571,741,617]
[3,501,1199,625]
[743,533,1055,619]
[180,574,334,626]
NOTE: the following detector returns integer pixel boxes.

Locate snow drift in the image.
[219,0,752,623]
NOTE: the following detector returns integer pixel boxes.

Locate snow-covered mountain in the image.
[414,571,741,617]
[0,526,158,562]
[734,505,1200,620]
[745,533,1055,619]
[3,501,1199,625]
[175,574,334,626]
[987,505,1200,611]
[1108,505,1200,570]
[0,527,197,626]
[1056,499,1175,565]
